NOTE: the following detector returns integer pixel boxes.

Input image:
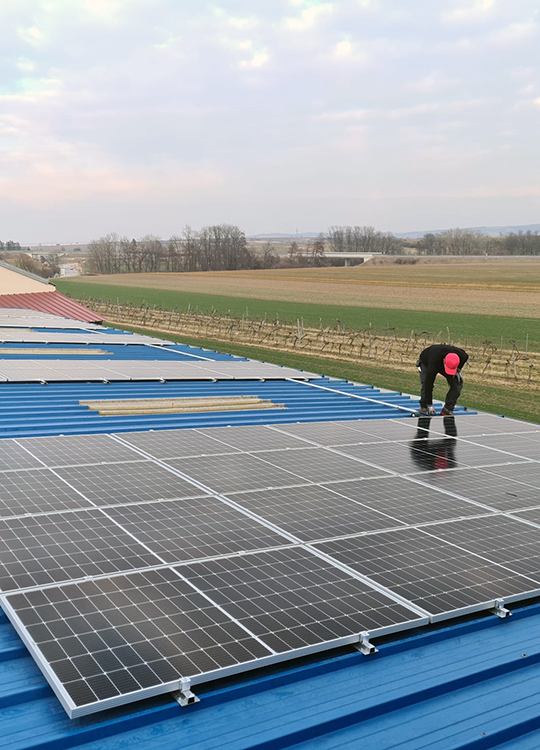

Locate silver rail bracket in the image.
[354,631,379,656]
[491,599,512,619]
[171,678,200,707]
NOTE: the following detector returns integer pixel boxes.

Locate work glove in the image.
[455,371,463,385]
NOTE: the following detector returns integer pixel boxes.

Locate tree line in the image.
[80,224,540,275]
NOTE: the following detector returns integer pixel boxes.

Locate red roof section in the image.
[0,291,104,323]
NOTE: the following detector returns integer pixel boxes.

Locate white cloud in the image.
[442,0,496,24]
[405,72,461,94]
[240,51,269,69]
[283,2,333,31]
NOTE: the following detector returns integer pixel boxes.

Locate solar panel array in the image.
[0,359,321,382]
[0,330,170,345]
[1,413,540,717]
[0,310,101,329]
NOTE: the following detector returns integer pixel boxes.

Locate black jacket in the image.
[418,344,468,404]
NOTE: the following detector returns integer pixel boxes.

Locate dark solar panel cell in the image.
[0,469,94,518]
[417,467,540,512]
[322,475,491,526]
[199,425,311,452]
[105,497,291,562]
[165,453,305,494]
[224,483,407,541]
[180,547,422,653]
[0,441,43,472]
[54,461,205,505]
[315,526,538,616]
[0,510,162,591]
[257,447,393,484]
[115,429,238,460]
[19,434,141,467]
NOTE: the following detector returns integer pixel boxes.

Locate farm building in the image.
[0,261,102,323]
[0,307,540,749]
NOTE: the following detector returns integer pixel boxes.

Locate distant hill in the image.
[395,224,540,239]
[250,225,540,240]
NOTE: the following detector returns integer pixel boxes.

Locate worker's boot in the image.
[440,405,454,416]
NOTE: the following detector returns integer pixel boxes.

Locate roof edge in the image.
[0,259,51,286]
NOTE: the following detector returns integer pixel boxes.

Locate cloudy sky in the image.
[1,0,539,242]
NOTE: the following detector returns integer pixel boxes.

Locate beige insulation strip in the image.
[80,395,286,416]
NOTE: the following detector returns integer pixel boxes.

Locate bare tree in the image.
[87,233,123,274]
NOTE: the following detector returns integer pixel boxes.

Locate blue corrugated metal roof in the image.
[2,598,540,749]
[0,378,463,438]
[0,343,244,361]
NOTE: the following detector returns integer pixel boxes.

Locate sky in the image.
[0,0,539,243]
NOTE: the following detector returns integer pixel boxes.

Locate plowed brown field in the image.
[73,258,540,319]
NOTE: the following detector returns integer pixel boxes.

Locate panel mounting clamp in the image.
[354,631,379,656]
[491,599,512,619]
[171,677,200,707]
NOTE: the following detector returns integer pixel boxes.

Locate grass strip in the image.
[57,279,540,349]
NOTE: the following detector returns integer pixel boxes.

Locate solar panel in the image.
[104,497,292,562]
[321,475,493,526]
[420,414,540,437]
[0,441,44,472]
[0,360,321,383]
[19,434,142,467]
[343,420,429,442]
[54,461,207,506]
[465,434,540,460]
[2,568,272,717]
[164,453,307,494]
[421,514,540,583]
[417,467,540,512]
[314,526,540,618]
[412,440,521,470]
[180,547,425,653]
[198,425,312,452]
[223,484,408,541]
[337,441,459,474]
[481,462,540,489]
[114,429,239,460]
[255,447,394,483]
[0,509,162,591]
[0,469,94,518]
[269,421,379,447]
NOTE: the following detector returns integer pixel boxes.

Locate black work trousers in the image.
[419,364,463,409]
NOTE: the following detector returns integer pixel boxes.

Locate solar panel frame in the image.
[178,546,427,654]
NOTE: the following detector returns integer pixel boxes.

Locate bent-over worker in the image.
[415,344,468,417]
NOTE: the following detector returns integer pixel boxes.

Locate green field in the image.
[57,279,538,351]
